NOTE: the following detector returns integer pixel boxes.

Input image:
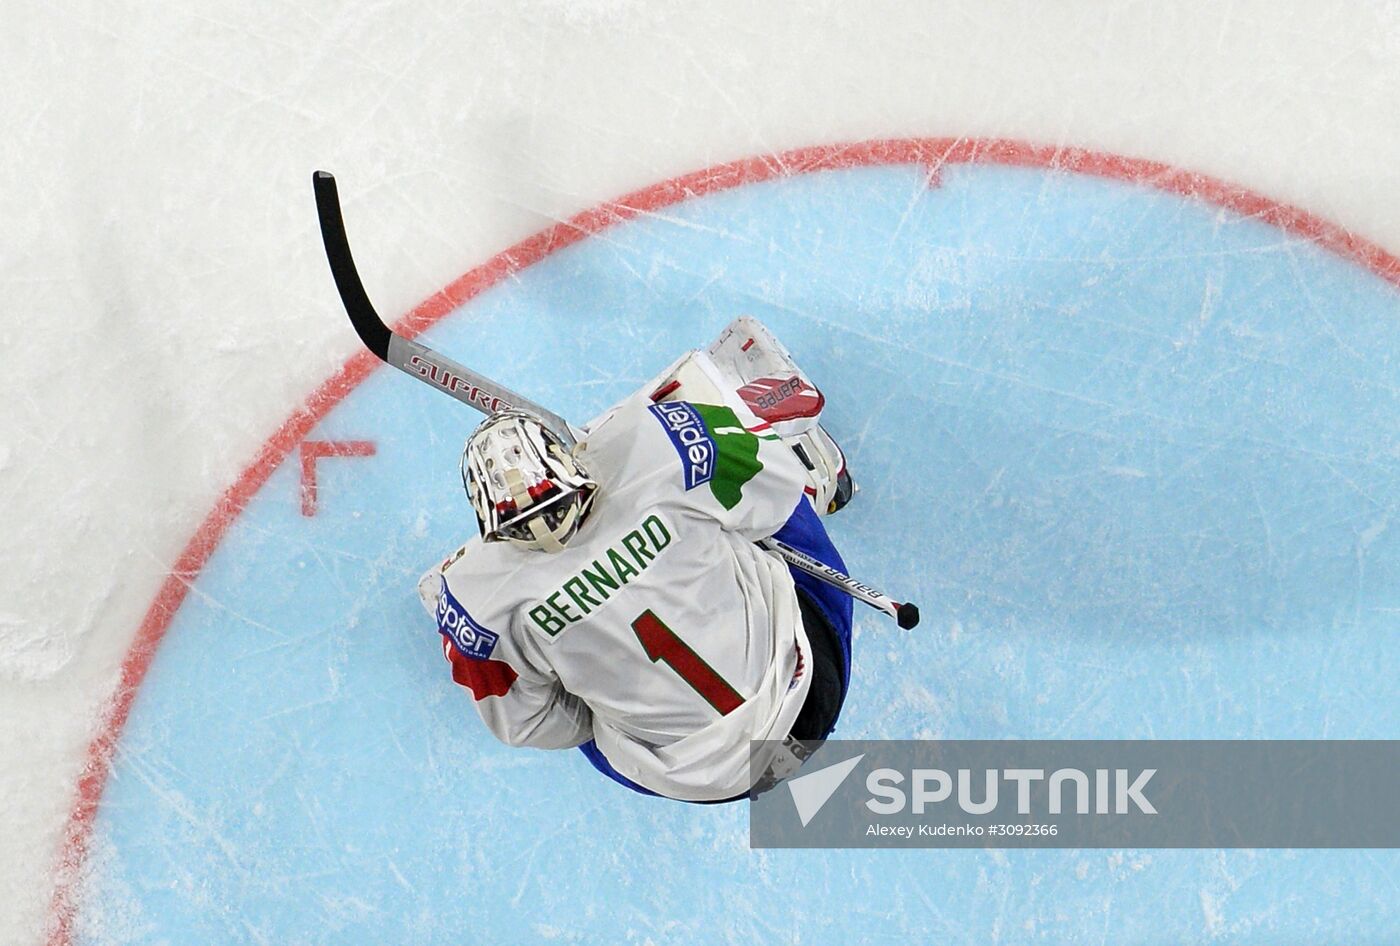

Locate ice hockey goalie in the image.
[417,316,856,802]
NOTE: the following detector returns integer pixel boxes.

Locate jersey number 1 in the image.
[630,610,743,716]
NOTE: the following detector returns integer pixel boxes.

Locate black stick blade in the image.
[313,171,392,361]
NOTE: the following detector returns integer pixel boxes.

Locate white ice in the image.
[3,2,1399,943]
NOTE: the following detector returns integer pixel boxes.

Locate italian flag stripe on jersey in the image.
[691,402,776,511]
[648,400,780,511]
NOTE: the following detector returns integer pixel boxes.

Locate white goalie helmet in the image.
[461,410,596,553]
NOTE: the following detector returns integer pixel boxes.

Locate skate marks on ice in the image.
[64,144,1400,943]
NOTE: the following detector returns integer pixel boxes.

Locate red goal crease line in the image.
[45,136,1400,946]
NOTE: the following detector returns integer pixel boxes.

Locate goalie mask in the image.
[462,410,596,553]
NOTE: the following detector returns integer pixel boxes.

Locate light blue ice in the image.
[81,163,1399,944]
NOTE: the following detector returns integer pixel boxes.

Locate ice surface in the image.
[72,165,1400,943]
[4,2,1400,944]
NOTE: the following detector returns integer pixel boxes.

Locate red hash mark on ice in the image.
[300,440,376,517]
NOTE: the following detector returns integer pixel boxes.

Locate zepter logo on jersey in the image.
[649,400,776,510]
[435,577,501,660]
[649,401,716,489]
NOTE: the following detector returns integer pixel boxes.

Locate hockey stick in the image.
[312,170,578,446]
[761,538,920,629]
[313,171,917,627]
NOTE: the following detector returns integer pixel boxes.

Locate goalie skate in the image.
[791,423,857,516]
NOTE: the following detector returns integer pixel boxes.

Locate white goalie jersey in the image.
[418,351,818,801]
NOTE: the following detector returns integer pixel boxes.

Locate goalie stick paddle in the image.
[311,170,578,446]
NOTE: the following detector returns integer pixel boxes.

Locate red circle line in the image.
[45,136,1400,944]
